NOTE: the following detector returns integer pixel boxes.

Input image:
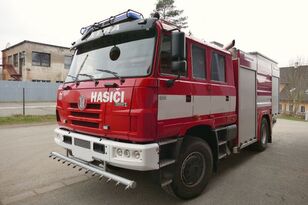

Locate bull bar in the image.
[49,151,136,189]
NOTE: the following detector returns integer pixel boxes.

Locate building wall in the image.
[2,41,73,82]
[280,101,308,114]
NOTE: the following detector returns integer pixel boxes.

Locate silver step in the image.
[159,138,177,146]
[161,179,173,187]
[218,140,227,146]
[159,159,176,168]
[49,152,136,190]
[218,152,227,159]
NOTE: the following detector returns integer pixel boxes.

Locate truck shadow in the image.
[68,148,259,204]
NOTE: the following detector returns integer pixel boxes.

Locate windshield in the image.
[65,34,155,83]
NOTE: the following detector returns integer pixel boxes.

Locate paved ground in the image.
[0,119,307,205]
[0,102,56,117]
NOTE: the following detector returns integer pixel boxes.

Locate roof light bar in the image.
[80,9,143,35]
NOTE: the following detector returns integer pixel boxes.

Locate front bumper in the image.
[54,128,159,171]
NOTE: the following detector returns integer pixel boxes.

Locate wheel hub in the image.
[180,152,206,187]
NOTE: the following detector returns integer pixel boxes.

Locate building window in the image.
[13,54,18,67]
[19,51,25,66]
[56,80,64,83]
[192,45,206,79]
[289,104,293,112]
[8,55,12,64]
[211,52,226,82]
[32,52,50,67]
[279,104,282,112]
[300,106,305,113]
[64,55,73,69]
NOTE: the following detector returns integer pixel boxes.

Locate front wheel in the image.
[171,137,213,199]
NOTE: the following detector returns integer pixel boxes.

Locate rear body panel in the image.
[235,51,278,147]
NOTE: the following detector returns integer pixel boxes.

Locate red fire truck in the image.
[50,10,280,199]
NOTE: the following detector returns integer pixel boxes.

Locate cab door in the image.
[208,49,236,126]
[190,42,211,117]
[157,34,193,138]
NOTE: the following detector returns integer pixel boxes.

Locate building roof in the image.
[2,40,70,52]
[280,65,308,83]
[280,87,308,103]
[279,65,308,102]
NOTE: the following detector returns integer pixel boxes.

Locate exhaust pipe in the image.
[223,39,235,50]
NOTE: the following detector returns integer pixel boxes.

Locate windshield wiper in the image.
[96,69,125,85]
[67,74,77,80]
[74,54,89,86]
[79,73,99,85]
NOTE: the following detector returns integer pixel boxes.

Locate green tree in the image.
[152,0,188,29]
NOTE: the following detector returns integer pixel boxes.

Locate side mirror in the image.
[172,32,186,60]
[166,32,186,88]
[166,61,187,87]
[171,60,187,74]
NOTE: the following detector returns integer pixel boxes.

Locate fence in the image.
[0,81,60,102]
[0,81,61,116]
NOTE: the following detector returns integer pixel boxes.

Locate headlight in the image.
[124,149,130,158]
[116,148,123,156]
[133,151,140,159]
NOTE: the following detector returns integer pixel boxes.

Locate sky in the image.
[1,0,308,67]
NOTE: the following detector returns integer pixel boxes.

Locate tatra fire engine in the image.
[50,10,280,199]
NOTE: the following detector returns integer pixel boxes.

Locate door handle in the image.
[186,95,192,102]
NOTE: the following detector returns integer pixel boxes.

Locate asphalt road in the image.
[0,119,307,205]
[0,102,56,117]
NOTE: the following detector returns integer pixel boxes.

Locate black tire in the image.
[254,118,269,151]
[170,137,213,199]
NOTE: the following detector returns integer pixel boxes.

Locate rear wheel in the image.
[171,137,213,199]
[254,118,269,151]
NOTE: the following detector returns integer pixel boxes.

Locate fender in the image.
[178,119,215,137]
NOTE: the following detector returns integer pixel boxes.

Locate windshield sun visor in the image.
[73,18,157,49]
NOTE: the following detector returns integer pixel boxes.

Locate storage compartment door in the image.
[272,77,279,115]
[239,67,256,146]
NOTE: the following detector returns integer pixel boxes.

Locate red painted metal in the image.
[56,19,274,145]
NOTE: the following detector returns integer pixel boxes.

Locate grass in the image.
[0,115,56,125]
[278,114,307,122]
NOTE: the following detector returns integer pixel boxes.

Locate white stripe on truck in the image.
[158,95,236,120]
